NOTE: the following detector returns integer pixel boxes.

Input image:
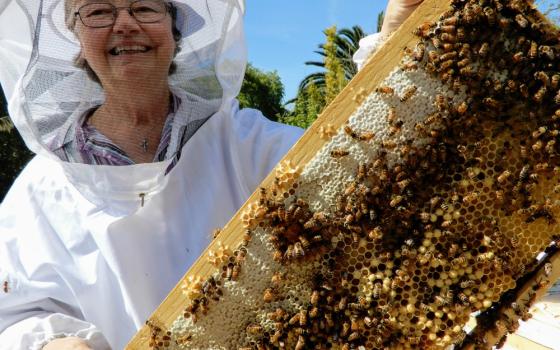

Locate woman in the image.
[0,0,423,349]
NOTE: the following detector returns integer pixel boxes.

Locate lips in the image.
[109,45,152,56]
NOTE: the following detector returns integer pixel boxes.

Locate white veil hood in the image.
[0,0,247,151]
[0,0,246,203]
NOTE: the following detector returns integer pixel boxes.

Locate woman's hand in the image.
[380,0,425,38]
[43,337,93,350]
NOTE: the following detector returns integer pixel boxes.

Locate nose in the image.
[112,7,140,34]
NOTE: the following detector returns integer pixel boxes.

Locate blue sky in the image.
[244,0,387,103]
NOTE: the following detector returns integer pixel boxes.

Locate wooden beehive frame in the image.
[127,0,560,348]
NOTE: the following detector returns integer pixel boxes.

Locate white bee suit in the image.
[0,0,302,349]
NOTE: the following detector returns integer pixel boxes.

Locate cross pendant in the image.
[141,139,149,153]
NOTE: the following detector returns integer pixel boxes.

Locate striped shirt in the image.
[52,94,185,171]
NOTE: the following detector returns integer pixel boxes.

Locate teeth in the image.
[112,46,150,55]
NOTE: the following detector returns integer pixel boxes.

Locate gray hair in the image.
[64,0,182,84]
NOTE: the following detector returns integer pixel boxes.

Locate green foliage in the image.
[377,11,385,33]
[282,25,368,129]
[238,63,286,121]
[298,25,366,93]
[279,83,325,129]
[0,92,33,201]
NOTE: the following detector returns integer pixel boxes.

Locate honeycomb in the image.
[139,0,560,349]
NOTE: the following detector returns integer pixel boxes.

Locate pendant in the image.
[141,138,149,153]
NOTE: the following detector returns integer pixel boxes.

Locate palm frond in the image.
[304,61,325,68]
[298,72,326,91]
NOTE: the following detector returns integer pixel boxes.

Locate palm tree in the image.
[298,25,366,93]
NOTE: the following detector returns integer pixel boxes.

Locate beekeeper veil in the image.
[0,0,246,198]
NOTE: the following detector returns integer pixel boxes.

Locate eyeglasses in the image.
[75,0,171,28]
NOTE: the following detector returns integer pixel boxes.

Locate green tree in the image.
[238,63,286,121]
[377,11,385,33]
[280,82,325,129]
[281,26,367,129]
[324,26,348,103]
[0,90,33,201]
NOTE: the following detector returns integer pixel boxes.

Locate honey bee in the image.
[310,290,320,306]
[348,332,360,342]
[551,75,560,89]
[434,94,448,111]
[390,195,404,208]
[441,32,456,43]
[412,43,426,61]
[532,140,543,152]
[440,24,457,34]
[457,58,471,69]
[376,86,395,95]
[533,86,547,103]
[462,191,479,204]
[544,262,553,277]
[497,170,512,184]
[454,292,468,306]
[263,288,275,303]
[336,321,351,338]
[440,51,458,61]
[528,40,538,59]
[515,14,528,28]
[435,295,451,306]
[414,21,434,37]
[330,149,350,158]
[540,45,555,60]
[287,313,300,326]
[534,71,550,86]
[439,59,454,71]
[337,296,348,311]
[344,125,359,140]
[477,252,494,262]
[443,15,459,25]
[359,131,375,142]
[512,51,526,63]
[324,313,335,328]
[293,242,305,259]
[426,51,439,65]
[400,86,418,103]
[294,335,306,350]
[431,36,443,49]
[298,309,307,326]
[211,228,222,239]
[372,283,382,299]
[246,324,263,335]
[483,6,496,25]
[401,61,419,71]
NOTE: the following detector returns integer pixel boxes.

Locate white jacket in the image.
[0,102,303,349]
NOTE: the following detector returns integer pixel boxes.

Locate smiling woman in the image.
[0,0,304,348]
[54,0,181,164]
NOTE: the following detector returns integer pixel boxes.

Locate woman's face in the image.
[74,0,176,86]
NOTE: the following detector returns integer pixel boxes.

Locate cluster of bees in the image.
[147,0,560,349]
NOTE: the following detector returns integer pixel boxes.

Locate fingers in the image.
[43,337,93,350]
[380,0,425,38]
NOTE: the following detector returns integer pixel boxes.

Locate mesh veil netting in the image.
[0,0,246,164]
